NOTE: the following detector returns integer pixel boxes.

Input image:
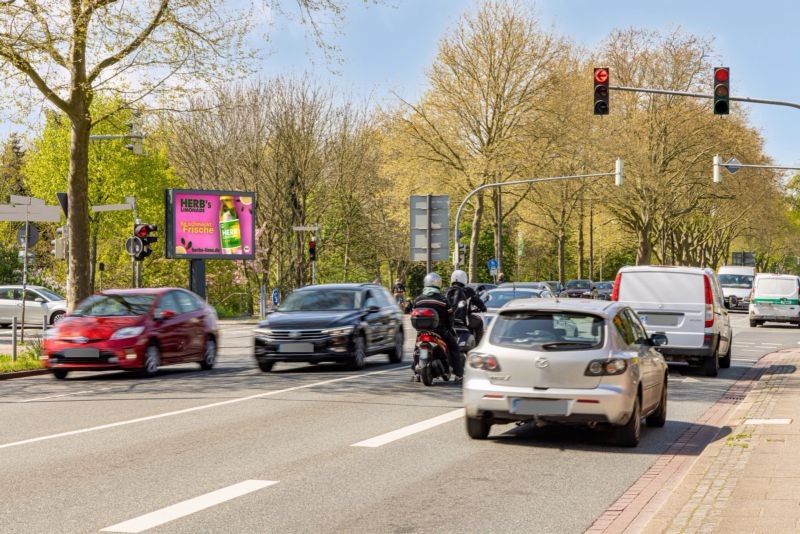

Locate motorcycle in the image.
[410,308,475,386]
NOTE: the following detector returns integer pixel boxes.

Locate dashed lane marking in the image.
[352,408,465,448]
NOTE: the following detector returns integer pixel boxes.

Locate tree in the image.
[0,0,360,308]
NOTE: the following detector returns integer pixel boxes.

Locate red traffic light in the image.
[134,224,149,238]
[594,68,609,84]
[714,67,729,82]
[309,240,316,248]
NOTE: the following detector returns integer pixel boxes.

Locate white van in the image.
[749,274,800,327]
[613,266,731,377]
[718,266,756,311]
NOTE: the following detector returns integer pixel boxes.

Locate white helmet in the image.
[423,272,443,289]
[451,270,468,285]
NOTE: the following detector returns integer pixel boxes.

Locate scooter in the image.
[410,308,475,386]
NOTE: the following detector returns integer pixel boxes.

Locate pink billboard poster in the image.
[172,191,255,258]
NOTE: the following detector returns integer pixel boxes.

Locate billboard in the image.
[165,189,256,259]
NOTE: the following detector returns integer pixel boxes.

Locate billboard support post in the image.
[189,259,206,299]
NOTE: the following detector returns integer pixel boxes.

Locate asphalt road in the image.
[1,313,797,533]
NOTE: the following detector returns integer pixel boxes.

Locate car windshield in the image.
[718,274,754,289]
[483,290,539,309]
[278,289,361,311]
[35,288,65,301]
[566,280,591,289]
[73,294,155,317]
[490,311,604,350]
[595,282,613,290]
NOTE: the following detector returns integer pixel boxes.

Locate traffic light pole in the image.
[609,85,800,111]
[452,161,624,267]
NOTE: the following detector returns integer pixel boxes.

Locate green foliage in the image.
[0,352,43,373]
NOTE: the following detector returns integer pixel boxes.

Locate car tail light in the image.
[704,275,714,328]
[418,333,437,343]
[611,272,622,301]
[412,308,436,318]
[585,358,628,376]
[468,353,501,371]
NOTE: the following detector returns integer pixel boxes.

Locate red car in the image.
[43,288,218,379]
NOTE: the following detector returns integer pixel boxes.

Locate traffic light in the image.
[713,67,730,115]
[133,223,158,260]
[593,67,610,115]
[309,240,317,262]
[457,243,467,264]
[51,226,66,260]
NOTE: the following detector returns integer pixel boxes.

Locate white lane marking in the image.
[15,390,95,403]
[760,343,783,347]
[352,408,465,448]
[100,480,277,533]
[0,365,405,450]
[739,349,764,353]
[735,342,755,345]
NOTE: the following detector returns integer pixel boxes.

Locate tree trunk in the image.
[577,200,584,279]
[557,228,566,284]
[588,204,594,280]
[468,193,484,282]
[493,190,502,275]
[67,113,91,311]
[635,220,653,265]
[89,228,97,294]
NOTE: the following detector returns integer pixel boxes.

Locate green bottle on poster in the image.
[219,196,242,254]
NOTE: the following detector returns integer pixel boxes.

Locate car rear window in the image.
[755,278,798,297]
[490,311,604,350]
[73,294,156,317]
[618,272,704,304]
[483,290,539,309]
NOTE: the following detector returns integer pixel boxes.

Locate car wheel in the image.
[614,396,641,447]
[200,337,216,370]
[466,416,491,440]
[141,344,160,377]
[703,353,719,377]
[350,336,366,370]
[52,369,68,380]
[389,330,404,363]
[50,311,65,324]
[646,377,668,428]
[258,360,275,372]
[420,365,433,386]
[749,319,757,328]
[719,341,732,369]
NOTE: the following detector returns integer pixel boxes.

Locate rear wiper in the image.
[541,341,595,349]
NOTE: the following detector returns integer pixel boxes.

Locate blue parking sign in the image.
[487,258,498,270]
[272,288,279,305]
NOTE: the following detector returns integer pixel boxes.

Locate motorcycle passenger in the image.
[412,272,464,380]
[446,270,487,344]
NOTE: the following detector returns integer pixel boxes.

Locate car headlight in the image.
[322,325,354,336]
[110,326,145,340]
[253,327,273,336]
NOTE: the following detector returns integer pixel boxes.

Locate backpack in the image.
[445,285,470,326]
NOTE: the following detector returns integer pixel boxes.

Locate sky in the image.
[257,0,798,167]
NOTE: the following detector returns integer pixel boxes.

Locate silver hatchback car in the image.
[463,299,668,447]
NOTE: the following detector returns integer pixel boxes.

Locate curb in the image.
[585,352,782,534]
[0,368,50,380]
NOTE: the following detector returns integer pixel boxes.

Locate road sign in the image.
[272,289,280,305]
[488,258,498,270]
[16,223,39,247]
[91,203,133,213]
[409,195,449,264]
[724,157,741,174]
[125,236,144,256]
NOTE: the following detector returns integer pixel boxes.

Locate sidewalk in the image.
[638,349,800,533]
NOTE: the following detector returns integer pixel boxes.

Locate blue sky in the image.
[259,0,798,166]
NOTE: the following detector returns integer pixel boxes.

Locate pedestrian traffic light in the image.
[713,67,730,115]
[594,67,610,115]
[309,240,317,262]
[51,226,66,260]
[133,223,158,260]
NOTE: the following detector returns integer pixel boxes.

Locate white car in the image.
[718,265,756,311]
[613,265,731,377]
[0,285,68,326]
[463,299,668,447]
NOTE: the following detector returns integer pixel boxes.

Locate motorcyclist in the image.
[391,278,406,305]
[412,272,464,381]
[446,270,487,344]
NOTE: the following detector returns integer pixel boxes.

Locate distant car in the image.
[498,282,551,292]
[595,281,614,300]
[561,279,598,299]
[464,298,668,447]
[481,288,551,326]
[43,288,218,380]
[542,281,563,294]
[0,285,67,326]
[749,273,800,327]
[467,283,496,298]
[253,283,404,371]
[718,266,756,311]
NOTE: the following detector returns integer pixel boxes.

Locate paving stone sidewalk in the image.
[642,349,800,533]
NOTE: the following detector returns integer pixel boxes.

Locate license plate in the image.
[641,314,681,327]
[419,348,429,361]
[511,398,571,416]
[62,348,100,359]
[278,343,314,353]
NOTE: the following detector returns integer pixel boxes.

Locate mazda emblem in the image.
[535,357,549,369]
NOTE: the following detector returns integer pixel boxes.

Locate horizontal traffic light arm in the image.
[607,85,800,110]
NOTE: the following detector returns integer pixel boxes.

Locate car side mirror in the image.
[34,297,45,303]
[158,309,177,320]
[649,333,668,347]
[366,305,381,313]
